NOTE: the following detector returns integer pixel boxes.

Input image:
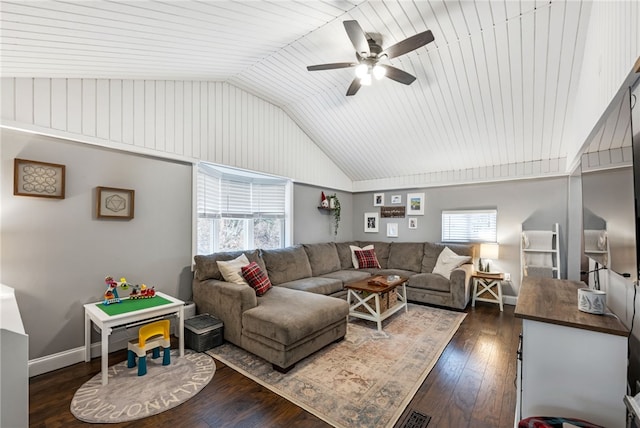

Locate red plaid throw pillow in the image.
[354,249,381,269]
[241,261,272,296]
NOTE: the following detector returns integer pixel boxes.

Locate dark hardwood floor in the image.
[29,302,521,428]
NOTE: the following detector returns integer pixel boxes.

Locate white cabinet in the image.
[1,284,29,428]
[515,277,628,428]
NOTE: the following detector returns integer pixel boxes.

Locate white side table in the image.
[84,291,184,385]
[472,272,505,311]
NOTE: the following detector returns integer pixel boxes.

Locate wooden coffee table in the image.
[345,275,408,331]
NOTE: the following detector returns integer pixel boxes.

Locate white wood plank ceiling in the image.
[0,0,598,184]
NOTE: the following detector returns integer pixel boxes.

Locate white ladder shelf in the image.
[520,223,561,283]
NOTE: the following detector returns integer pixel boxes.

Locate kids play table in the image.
[84,291,184,385]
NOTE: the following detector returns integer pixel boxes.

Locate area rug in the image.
[207,303,465,428]
[70,349,215,423]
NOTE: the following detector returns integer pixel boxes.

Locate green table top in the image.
[97,295,172,316]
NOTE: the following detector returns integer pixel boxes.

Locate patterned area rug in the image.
[70,350,215,423]
[207,303,465,428]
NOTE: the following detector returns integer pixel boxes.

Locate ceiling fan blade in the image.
[380,30,434,59]
[379,64,416,85]
[307,62,356,71]
[346,78,361,96]
[343,20,370,57]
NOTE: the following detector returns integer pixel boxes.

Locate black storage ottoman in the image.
[184,314,224,352]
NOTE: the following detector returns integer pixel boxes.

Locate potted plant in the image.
[329,194,341,236]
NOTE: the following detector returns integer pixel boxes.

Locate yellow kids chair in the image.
[127,319,171,376]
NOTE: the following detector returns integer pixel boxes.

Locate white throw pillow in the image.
[216,254,250,285]
[432,247,471,279]
[349,244,374,268]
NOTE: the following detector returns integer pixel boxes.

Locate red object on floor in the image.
[518,416,604,428]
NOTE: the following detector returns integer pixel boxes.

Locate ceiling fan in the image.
[307,20,434,96]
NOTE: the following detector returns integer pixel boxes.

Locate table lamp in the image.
[480,243,499,272]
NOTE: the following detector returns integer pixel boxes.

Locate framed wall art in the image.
[406,192,425,216]
[380,206,406,218]
[364,212,379,233]
[408,217,418,229]
[391,194,402,204]
[97,186,135,220]
[373,193,384,206]
[387,223,398,237]
[14,158,65,199]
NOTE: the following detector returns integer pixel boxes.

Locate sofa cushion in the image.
[408,272,452,293]
[354,248,381,269]
[277,276,343,295]
[262,245,313,285]
[432,247,471,279]
[241,261,272,296]
[335,241,359,269]
[422,242,474,272]
[242,287,348,346]
[446,243,475,258]
[194,250,265,281]
[321,270,371,285]
[388,242,425,272]
[358,241,391,268]
[303,243,341,276]
[349,244,374,268]
[216,253,250,285]
[422,242,446,272]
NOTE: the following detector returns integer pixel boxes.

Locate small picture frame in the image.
[14,158,65,199]
[391,194,402,204]
[407,192,425,216]
[364,212,379,233]
[373,193,384,206]
[97,186,135,220]
[408,217,418,229]
[387,223,398,237]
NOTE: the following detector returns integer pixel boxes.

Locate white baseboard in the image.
[28,341,130,377]
[503,295,518,306]
[29,322,181,377]
[29,345,92,377]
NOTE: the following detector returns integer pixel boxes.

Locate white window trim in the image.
[192,162,292,261]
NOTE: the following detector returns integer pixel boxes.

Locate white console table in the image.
[514,277,628,428]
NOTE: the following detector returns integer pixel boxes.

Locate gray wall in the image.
[1,128,193,359]
[352,177,569,296]
[293,183,353,244]
[1,126,575,363]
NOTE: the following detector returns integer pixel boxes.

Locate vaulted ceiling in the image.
[1,0,595,184]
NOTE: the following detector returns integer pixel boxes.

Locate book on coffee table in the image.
[367,275,407,288]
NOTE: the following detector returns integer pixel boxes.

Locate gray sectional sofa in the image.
[192,241,475,371]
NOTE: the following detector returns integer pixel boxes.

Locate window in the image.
[441,209,497,243]
[196,163,291,254]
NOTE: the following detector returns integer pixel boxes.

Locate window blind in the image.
[442,209,497,242]
[197,163,286,219]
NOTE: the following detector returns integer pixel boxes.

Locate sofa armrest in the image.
[192,278,257,346]
[449,264,474,309]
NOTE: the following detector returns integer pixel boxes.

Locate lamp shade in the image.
[480,243,499,260]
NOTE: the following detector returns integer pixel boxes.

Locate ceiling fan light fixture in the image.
[306,20,434,96]
[355,64,368,78]
[372,64,386,80]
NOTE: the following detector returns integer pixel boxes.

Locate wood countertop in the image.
[514,277,628,337]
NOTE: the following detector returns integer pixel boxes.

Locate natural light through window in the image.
[196,163,291,255]
[441,209,497,243]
